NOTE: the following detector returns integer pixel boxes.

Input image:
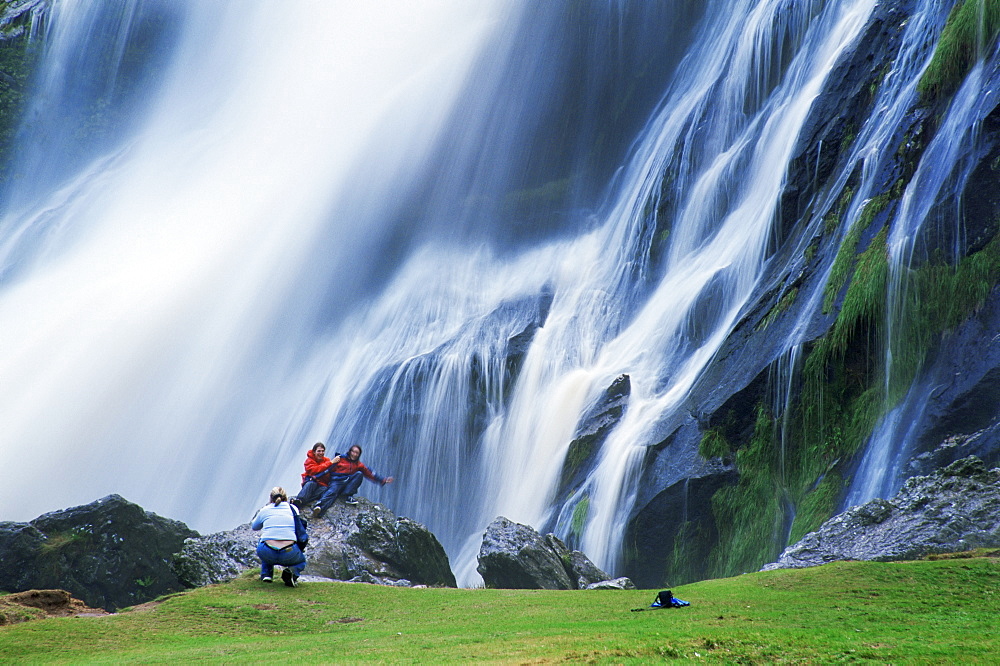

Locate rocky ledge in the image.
[173,497,456,588]
[763,456,1000,570]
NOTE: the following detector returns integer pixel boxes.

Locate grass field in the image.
[1,555,998,663]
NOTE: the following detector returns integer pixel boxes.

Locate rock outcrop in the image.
[173,497,455,587]
[763,457,1000,570]
[0,495,198,612]
[477,516,627,589]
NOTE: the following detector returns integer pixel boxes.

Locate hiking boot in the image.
[261,576,272,583]
[289,497,303,510]
[311,506,323,518]
[343,496,358,505]
[282,569,297,587]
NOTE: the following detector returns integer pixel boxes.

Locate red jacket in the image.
[330,454,385,484]
[301,450,334,487]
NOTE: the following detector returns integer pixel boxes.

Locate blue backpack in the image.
[651,590,689,608]
[632,590,690,612]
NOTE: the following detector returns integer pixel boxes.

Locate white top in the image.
[250,502,299,541]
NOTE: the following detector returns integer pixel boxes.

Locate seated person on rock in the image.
[290,442,339,509]
[312,444,393,518]
[251,486,306,587]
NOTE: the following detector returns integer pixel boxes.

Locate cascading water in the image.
[0,0,520,524]
[1,0,994,587]
[848,49,1000,507]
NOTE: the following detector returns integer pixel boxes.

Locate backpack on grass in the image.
[631,590,690,612]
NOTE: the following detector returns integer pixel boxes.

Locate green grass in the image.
[2,558,1000,663]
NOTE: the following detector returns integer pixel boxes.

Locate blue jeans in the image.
[316,471,364,513]
[293,480,327,506]
[256,541,306,579]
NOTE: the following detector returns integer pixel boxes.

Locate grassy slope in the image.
[1,557,998,663]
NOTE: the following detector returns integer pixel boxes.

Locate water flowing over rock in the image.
[477,516,626,590]
[174,498,455,588]
[763,457,1000,570]
[0,495,197,612]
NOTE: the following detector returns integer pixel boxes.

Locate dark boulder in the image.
[477,517,572,589]
[0,494,198,612]
[763,457,1000,570]
[477,516,624,590]
[173,497,455,587]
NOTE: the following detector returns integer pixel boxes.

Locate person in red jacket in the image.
[290,443,339,509]
[312,444,393,518]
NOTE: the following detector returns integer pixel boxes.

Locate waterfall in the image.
[2,0,988,587]
[0,0,517,524]
[848,50,1000,506]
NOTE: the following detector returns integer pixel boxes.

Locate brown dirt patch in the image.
[0,589,109,625]
[326,616,364,624]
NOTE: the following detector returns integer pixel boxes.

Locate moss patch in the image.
[707,404,784,577]
[698,428,731,460]
[919,0,1000,100]
[0,19,41,183]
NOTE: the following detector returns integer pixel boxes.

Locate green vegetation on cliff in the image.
[0,7,41,183]
[919,0,1000,99]
[701,194,1000,581]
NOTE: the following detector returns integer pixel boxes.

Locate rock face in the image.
[477,516,623,589]
[171,523,258,588]
[763,457,1000,570]
[173,497,456,587]
[0,495,198,612]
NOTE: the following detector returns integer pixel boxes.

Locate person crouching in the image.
[250,486,306,587]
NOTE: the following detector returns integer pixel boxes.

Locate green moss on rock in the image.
[919,0,1000,100]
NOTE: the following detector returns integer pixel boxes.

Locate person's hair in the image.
[311,442,326,454]
[270,487,288,505]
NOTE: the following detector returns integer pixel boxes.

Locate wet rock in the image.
[558,374,631,496]
[477,517,573,589]
[763,457,1000,570]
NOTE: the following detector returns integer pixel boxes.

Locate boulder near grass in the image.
[764,456,1000,570]
[174,496,455,587]
[0,494,197,612]
[477,515,633,589]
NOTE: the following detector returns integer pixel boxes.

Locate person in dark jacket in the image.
[312,445,393,518]
[290,443,339,509]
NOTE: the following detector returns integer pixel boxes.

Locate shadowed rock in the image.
[0,494,198,612]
